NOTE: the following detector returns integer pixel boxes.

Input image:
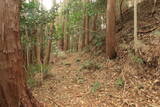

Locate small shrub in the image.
[27,64,51,88]
[91,81,101,93]
[76,58,81,62]
[129,53,144,64]
[80,60,101,70]
[27,78,38,88]
[133,56,143,64]
[115,77,125,87]
[57,51,67,59]
[62,62,71,66]
[27,64,51,75]
[76,77,85,84]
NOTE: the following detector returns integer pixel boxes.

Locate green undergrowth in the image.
[80,60,102,71]
[129,53,144,64]
[27,64,51,88]
[91,81,101,93]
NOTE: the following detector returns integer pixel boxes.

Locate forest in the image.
[0,0,160,107]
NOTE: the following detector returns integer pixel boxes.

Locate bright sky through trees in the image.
[42,0,53,10]
[42,0,63,10]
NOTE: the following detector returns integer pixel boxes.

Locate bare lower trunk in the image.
[25,26,30,66]
[43,40,52,65]
[63,16,70,51]
[0,0,43,106]
[43,25,52,65]
[90,14,98,42]
[58,39,64,51]
[36,28,42,64]
[134,0,138,52]
[106,0,117,59]
[85,15,90,46]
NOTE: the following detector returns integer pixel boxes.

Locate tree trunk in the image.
[36,28,42,64]
[43,24,53,64]
[84,0,90,46]
[63,0,70,51]
[0,0,43,106]
[134,0,138,52]
[63,17,69,51]
[25,26,30,66]
[85,15,90,46]
[90,14,98,42]
[106,0,117,59]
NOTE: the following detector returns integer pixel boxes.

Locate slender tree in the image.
[106,0,117,59]
[63,0,69,51]
[85,0,90,46]
[0,0,42,106]
[134,0,138,51]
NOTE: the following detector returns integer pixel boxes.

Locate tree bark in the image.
[0,0,43,106]
[36,28,42,64]
[106,0,117,59]
[84,0,90,46]
[63,17,69,51]
[134,0,138,52]
[43,24,53,64]
[85,15,90,46]
[63,0,70,51]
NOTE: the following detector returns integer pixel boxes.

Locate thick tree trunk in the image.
[0,0,42,106]
[106,0,117,59]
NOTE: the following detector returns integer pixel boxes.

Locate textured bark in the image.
[0,0,43,106]
[106,0,117,59]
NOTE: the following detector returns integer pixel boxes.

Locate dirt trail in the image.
[33,53,103,107]
[32,52,160,107]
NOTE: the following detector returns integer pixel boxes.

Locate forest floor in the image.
[32,1,160,107]
[32,51,160,107]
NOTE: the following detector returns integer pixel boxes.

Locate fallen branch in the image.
[138,26,159,34]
